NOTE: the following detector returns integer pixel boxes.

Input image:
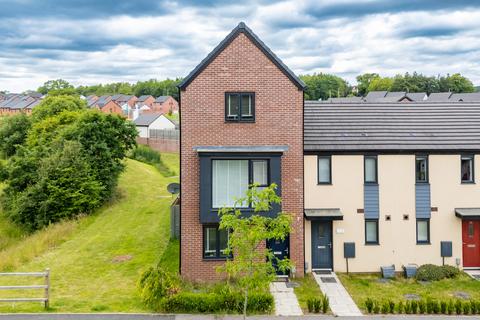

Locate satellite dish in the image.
[167,183,180,195]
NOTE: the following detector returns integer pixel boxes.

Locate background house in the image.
[133,113,177,138]
[152,96,179,114]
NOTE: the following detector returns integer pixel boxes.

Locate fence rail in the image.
[0,269,50,308]
[149,129,179,140]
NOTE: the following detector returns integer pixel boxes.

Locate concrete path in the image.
[312,271,362,317]
[465,269,480,280]
[269,282,303,316]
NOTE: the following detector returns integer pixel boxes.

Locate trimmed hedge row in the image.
[161,291,273,313]
[365,298,480,315]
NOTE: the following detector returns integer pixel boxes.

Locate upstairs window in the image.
[318,156,332,184]
[461,155,474,183]
[225,93,255,122]
[364,156,378,184]
[416,156,428,183]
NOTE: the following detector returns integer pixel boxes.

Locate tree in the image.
[368,77,393,92]
[356,73,379,96]
[0,96,137,231]
[218,184,292,319]
[0,113,31,157]
[300,73,351,100]
[37,79,74,95]
[439,73,475,93]
[391,72,440,94]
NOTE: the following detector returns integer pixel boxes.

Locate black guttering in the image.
[177,22,307,91]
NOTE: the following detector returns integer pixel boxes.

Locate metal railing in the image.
[0,269,50,309]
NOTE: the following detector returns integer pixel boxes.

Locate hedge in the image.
[365,298,480,315]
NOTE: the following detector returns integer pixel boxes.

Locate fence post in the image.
[44,268,50,309]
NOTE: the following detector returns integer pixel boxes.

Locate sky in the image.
[1,0,480,92]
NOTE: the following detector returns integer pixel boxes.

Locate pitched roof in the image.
[304,101,480,152]
[324,96,363,103]
[450,93,480,102]
[386,91,406,98]
[406,92,427,101]
[155,96,170,103]
[427,92,452,102]
[133,113,163,126]
[178,22,306,90]
[364,91,388,102]
[137,95,153,102]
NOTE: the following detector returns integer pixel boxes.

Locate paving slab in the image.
[312,272,362,317]
[269,282,303,316]
[465,269,480,280]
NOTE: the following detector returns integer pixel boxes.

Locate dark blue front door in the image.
[267,236,289,275]
[311,221,333,269]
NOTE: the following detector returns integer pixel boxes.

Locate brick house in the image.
[179,22,305,281]
[152,96,179,114]
[136,95,155,109]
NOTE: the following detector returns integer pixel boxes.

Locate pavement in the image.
[0,314,479,319]
[465,269,480,280]
[269,282,303,316]
[312,272,362,317]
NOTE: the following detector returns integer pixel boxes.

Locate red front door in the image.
[462,220,480,267]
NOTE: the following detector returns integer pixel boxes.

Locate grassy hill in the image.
[0,153,179,312]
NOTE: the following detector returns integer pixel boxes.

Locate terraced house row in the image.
[0,93,43,115]
[179,22,480,281]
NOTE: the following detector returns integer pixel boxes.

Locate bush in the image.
[440,301,447,314]
[397,301,404,314]
[373,301,380,314]
[388,300,395,314]
[129,145,175,177]
[455,300,463,315]
[307,297,321,313]
[411,300,418,314]
[418,300,426,314]
[161,291,273,313]
[448,300,455,315]
[322,294,329,313]
[137,266,179,309]
[415,264,460,281]
[463,301,471,315]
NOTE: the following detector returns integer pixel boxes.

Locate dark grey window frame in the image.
[415,155,429,184]
[211,159,270,209]
[365,219,379,245]
[461,154,475,184]
[199,153,282,224]
[416,218,430,245]
[317,155,332,185]
[364,155,378,184]
[202,225,231,260]
[225,92,255,122]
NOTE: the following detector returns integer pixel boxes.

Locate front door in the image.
[463,220,480,267]
[311,220,333,269]
[267,236,289,275]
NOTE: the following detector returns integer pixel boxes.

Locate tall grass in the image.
[129,145,176,177]
[0,219,82,271]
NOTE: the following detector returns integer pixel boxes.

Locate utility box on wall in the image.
[344,242,356,258]
[441,241,452,257]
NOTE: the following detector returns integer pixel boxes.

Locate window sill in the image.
[461,181,476,185]
[225,119,255,123]
[365,242,380,246]
[416,242,431,245]
[364,183,379,186]
[317,182,332,185]
[203,257,229,261]
[415,182,430,185]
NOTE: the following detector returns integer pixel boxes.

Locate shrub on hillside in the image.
[0,96,137,231]
[137,265,180,310]
[128,145,175,177]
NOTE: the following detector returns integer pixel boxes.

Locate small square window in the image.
[416,219,430,244]
[318,156,331,184]
[461,155,474,183]
[416,156,428,183]
[203,226,229,259]
[225,93,255,122]
[365,219,379,244]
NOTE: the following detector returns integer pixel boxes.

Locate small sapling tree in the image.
[218,183,292,318]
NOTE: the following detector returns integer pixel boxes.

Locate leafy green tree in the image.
[37,79,74,95]
[439,73,475,93]
[300,73,351,100]
[356,73,379,96]
[218,184,292,319]
[391,72,440,94]
[0,96,137,231]
[368,77,393,92]
[0,113,31,157]
[133,78,182,101]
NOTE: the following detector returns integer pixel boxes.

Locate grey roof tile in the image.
[450,93,480,102]
[304,101,480,152]
[133,113,163,126]
[427,92,452,101]
[364,91,387,102]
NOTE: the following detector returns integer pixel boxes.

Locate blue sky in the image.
[1,0,480,92]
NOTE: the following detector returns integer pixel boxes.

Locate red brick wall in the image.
[137,137,179,153]
[180,32,304,281]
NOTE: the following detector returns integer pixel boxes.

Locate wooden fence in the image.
[0,269,50,308]
[149,129,179,140]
